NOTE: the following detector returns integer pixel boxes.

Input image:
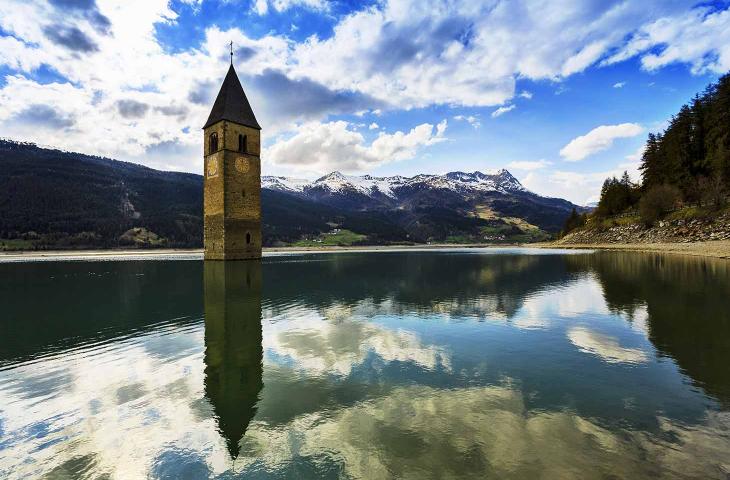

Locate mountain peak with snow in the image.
[263,169,526,198]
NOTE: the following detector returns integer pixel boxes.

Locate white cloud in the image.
[254,0,268,15]
[289,1,714,110]
[560,123,643,162]
[613,81,626,88]
[453,114,481,128]
[265,120,447,175]
[368,122,379,130]
[520,160,642,205]
[625,144,646,163]
[252,0,327,15]
[506,159,552,171]
[518,90,533,99]
[604,6,730,75]
[560,40,609,77]
[0,0,728,172]
[491,105,515,118]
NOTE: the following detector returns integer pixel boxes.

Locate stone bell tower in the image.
[203,63,262,260]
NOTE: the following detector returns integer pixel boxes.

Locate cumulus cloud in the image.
[247,69,382,126]
[604,5,730,75]
[560,123,644,162]
[520,160,642,205]
[368,122,379,130]
[13,104,76,129]
[253,0,327,15]
[491,105,515,118]
[187,80,217,106]
[117,99,150,119]
[506,159,551,171]
[518,90,533,99]
[613,81,626,88]
[0,0,728,171]
[625,144,647,163]
[48,0,111,34]
[154,104,189,118]
[43,24,99,52]
[0,36,45,72]
[266,120,447,174]
[453,114,481,128]
[290,1,716,110]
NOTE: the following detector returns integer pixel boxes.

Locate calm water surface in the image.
[0,248,729,479]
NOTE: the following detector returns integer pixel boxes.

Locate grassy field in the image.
[0,239,35,251]
[291,229,368,247]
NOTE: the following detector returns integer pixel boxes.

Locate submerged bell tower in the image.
[203,61,262,260]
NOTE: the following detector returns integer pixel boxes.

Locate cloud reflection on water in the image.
[235,384,730,479]
[567,326,648,365]
[1,251,729,478]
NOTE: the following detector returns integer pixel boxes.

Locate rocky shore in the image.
[557,212,730,244]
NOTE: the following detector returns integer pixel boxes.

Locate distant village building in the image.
[203,62,262,260]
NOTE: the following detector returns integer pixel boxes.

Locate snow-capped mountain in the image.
[262,169,527,198]
[261,168,585,237]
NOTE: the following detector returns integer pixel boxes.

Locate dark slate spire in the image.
[203,64,261,130]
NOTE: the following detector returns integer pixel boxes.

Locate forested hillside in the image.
[0,140,203,249]
[569,73,730,234]
[0,140,403,249]
[640,73,730,196]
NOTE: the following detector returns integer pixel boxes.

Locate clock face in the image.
[235,156,250,173]
[207,158,217,177]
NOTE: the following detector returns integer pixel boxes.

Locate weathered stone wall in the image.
[223,123,261,155]
[203,120,262,260]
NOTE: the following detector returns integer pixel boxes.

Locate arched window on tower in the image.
[209,132,218,154]
[238,134,247,153]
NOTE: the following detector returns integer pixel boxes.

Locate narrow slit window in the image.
[238,134,247,153]
[246,232,251,244]
[209,133,218,154]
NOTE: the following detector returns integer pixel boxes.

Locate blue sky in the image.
[0,0,729,204]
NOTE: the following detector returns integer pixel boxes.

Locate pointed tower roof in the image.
[204,64,261,130]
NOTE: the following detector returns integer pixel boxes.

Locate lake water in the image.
[1,248,729,479]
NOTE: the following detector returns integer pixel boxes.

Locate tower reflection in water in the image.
[203,261,263,460]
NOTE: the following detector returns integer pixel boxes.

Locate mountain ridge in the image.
[263,168,529,198]
[261,167,585,237]
[0,139,585,249]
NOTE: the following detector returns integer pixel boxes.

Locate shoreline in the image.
[534,240,730,259]
[0,243,516,261]
[1,240,729,261]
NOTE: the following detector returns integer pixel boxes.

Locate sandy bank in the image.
[3,241,729,261]
[534,240,730,259]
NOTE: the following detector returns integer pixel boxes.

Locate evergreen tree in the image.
[705,73,730,185]
[634,72,730,204]
[560,207,587,237]
[640,133,663,188]
[595,172,639,217]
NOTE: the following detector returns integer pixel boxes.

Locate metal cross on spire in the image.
[229,41,233,65]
